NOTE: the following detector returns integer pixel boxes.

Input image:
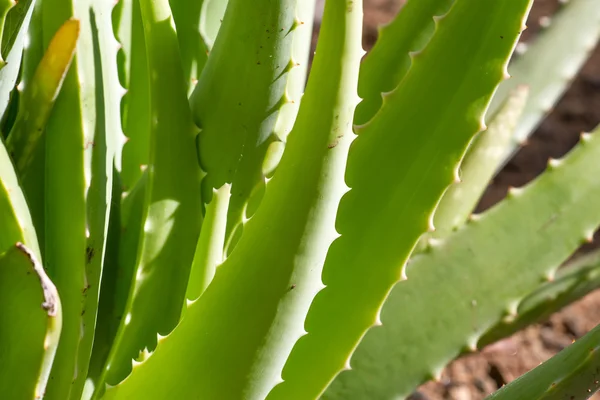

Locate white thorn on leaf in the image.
[547,158,562,168]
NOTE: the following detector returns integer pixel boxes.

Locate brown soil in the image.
[326,0,600,398]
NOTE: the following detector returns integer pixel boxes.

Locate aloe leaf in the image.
[186,183,230,300]
[189,0,315,258]
[87,171,147,397]
[103,0,362,398]
[354,0,454,125]
[0,122,39,259]
[0,0,15,66]
[270,2,532,399]
[88,170,147,390]
[40,2,114,398]
[198,0,228,51]
[13,0,45,251]
[85,169,123,397]
[0,243,61,400]
[119,0,150,191]
[480,249,600,348]
[486,322,600,400]
[97,0,202,387]
[328,128,600,399]
[68,2,122,398]
[489,0,600,168]
[169,0,210,94]
[425,85,529,240]
[6,19,79,175]
[0,0,35,121]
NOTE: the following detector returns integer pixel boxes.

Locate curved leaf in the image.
[97,0,202,388]
[272,1,533,399]
[0,243,61,400]
[103,0,362,398]
[328,127,600,399]
[489,0,600,168]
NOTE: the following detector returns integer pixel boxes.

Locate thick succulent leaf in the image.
[69,2,122,397]
[186,183,230,300]
[169,0,210,94]
[103,0,362,398]
[0,122,39,260]
[486,322,600,400]
[425,86,529,239]
[87,172,146,396]
[328,128,600,399]
[0,0,15,66]
[480,249,600,348]
[85,169,123,397]
[98,0,202,387]
[489,0,600,167]
[189,0,315,258]
[6,19,79,175]
[88,170,148,391]
[119,0,150,190]
[0,244,61,400]
[14,0,45,251]
[198,0,228,51]
[40,2,112,398]
[354,0,454,125]
[270,1,532,399]
[0,0,35,121]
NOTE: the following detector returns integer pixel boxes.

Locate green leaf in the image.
[71,2,122,397]
[486,322,600,400]
[189,0,315,257]
[169,0,210,94]
[198,0,227,51]
[328,128,600,399]
[479,248,600,348]
[119,0,151,191]
[186,183,230,300]
[271,1,533,399]
[489,0,600,168]
[40,2,109,398]
[0,0,15,66]
[425,85,529,239]
[85,169,123,397]
[103,0,362,398]
[354,0,454,125]
[6,18,79,175]
[0,243,61,400]
[97,0,203,388]
[121,0,152,191]
[13,0,45,251]
[0,117,39,256]
[0,0,35,121]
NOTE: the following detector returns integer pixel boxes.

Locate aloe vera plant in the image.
[1,0,600,399]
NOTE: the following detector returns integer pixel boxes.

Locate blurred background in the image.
[312,1,600,399]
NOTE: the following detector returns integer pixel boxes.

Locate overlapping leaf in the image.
[328,128,600,399]
[270,1,533,398]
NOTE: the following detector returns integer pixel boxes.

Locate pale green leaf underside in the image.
[0,244,61,400]
[329,127,600,399]
[104,0,361,398]
[480,248,600,348]
[489,0,600,168]
[271,1,532,399]
[428,85,529,238]
[99,0,202,389]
